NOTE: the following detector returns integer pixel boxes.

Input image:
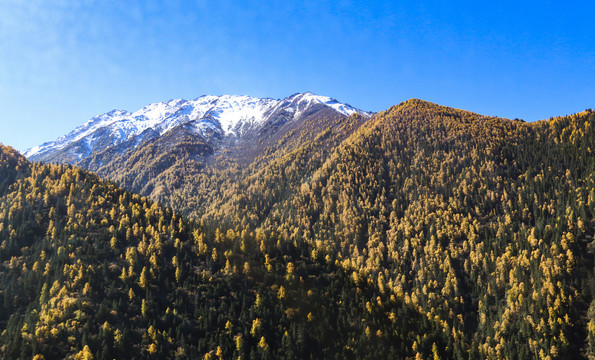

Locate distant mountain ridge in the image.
[24,92,372,164]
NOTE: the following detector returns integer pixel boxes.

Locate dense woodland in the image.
[0,100,593,359]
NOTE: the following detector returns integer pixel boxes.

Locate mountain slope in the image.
[0,144,29,195]
[185,99,595,359]
[261,100,595,359]
[0,144,450,360]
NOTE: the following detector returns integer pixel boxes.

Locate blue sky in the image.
[1,0,594,151]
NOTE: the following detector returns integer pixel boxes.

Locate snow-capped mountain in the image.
[24,92,371,163]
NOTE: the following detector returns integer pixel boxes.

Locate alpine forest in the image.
[1,99,594,360]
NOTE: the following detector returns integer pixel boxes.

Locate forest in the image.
[0,99,593,359]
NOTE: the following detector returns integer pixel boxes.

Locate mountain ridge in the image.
[24,92,372,163]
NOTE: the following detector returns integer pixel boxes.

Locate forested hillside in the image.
[1,99,594,359]
[262,100,595,359]
[0,144,451,359]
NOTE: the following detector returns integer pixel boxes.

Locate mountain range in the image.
[25,92,371,164]
[23,92,372,208]
[1,95,594,359]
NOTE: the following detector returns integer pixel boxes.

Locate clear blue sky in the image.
[1,0,594,151]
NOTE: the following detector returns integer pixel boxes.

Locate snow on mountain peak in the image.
[23,93,371,159]
[288,92,370,117]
